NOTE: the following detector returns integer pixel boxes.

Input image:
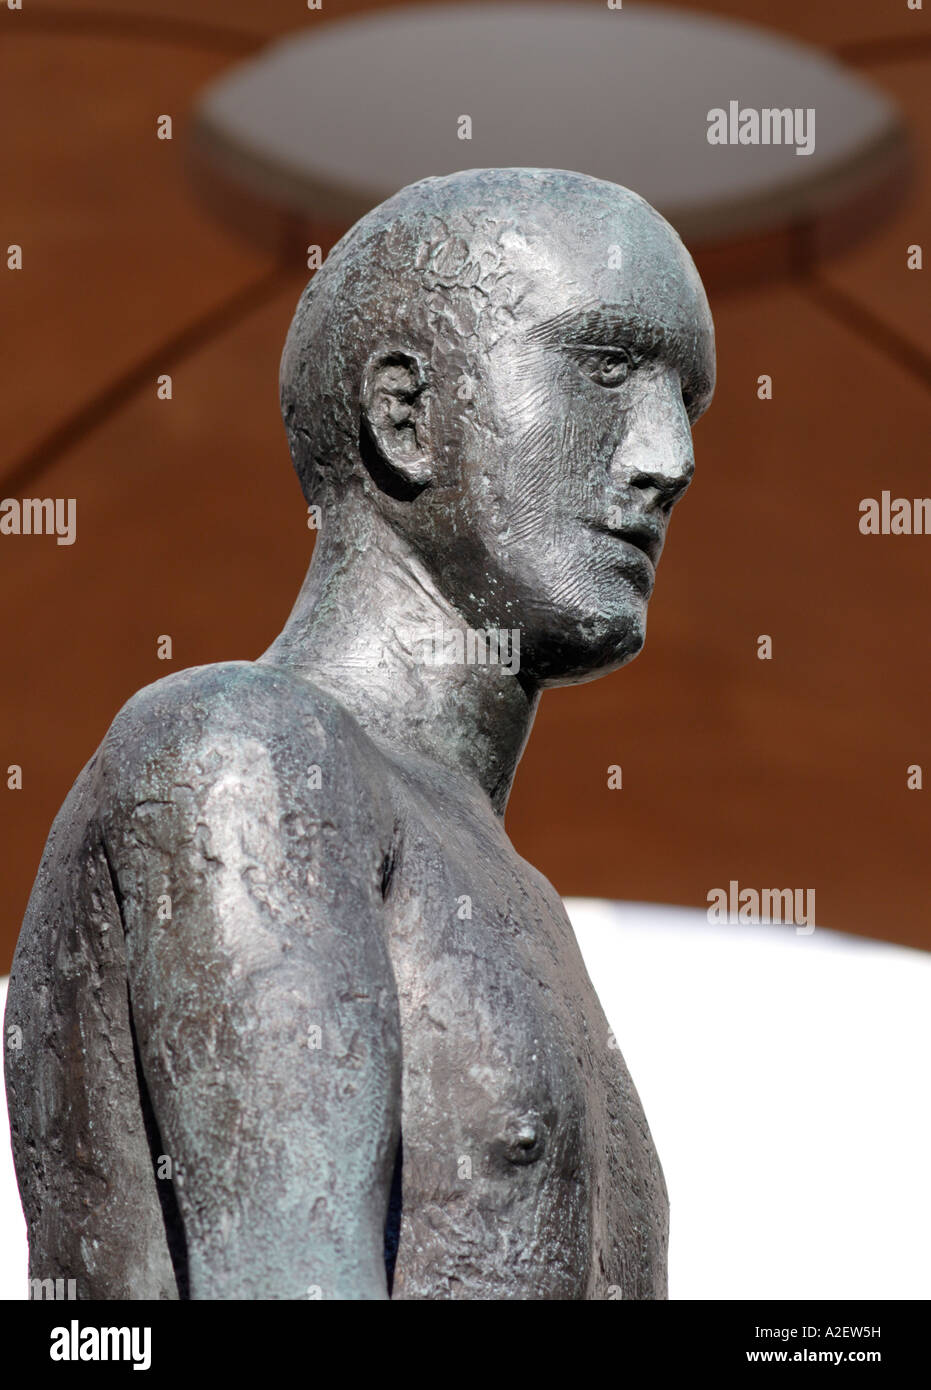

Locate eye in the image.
[578,347,633,388]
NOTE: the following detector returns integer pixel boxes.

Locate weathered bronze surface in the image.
[5,168,715,1300]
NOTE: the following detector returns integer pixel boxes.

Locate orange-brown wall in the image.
[2,0,929,971]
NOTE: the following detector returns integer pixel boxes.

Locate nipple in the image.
[504,1119,545,1166]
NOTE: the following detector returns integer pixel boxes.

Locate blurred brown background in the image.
[1,0,928,970]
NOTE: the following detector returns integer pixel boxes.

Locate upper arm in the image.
[99,663,401,1299]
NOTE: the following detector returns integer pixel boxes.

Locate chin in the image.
[530,605,647,687]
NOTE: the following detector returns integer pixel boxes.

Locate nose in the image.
[611,371,695,510]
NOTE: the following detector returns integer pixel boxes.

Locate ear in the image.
[360,350,433,492]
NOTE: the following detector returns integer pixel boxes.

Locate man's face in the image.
[424,196,715,686]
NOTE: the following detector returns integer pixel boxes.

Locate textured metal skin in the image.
[5,169,715,1300]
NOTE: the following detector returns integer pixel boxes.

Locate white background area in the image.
[2,900,930,1300]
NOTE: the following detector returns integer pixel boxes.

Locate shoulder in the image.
[101,658,372,759]
[97,660,385,824]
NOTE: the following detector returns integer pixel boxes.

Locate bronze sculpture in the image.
[5,168,715,1299]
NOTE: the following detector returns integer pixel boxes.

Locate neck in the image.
[259,498,540,815]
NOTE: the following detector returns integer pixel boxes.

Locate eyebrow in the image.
[526,302,713,395]
[527,303,674,351]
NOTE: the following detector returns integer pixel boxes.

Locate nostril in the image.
[660,466,694,507]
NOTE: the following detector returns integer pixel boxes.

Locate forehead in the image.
[511,197,714,373]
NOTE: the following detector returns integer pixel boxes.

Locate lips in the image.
[588,518,663,569]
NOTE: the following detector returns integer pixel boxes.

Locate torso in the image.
[376,748,668,1299]
[6,662,668,1300]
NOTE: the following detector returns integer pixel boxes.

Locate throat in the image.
[259,517,540,816]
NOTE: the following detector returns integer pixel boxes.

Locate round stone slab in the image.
[190,1,908,250]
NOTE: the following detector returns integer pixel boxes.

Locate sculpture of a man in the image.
[5,168,715,1300]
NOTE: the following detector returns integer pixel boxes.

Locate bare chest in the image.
[381,796,667,1299]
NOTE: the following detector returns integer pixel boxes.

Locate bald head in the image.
[280,167,712,511]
